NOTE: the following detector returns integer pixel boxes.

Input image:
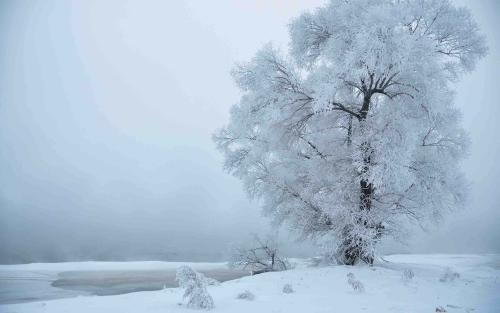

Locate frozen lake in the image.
[0,262,247,305]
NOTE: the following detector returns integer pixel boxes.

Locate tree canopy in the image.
[215,0,486,264]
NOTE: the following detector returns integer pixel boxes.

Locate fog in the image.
[0,0,498,264]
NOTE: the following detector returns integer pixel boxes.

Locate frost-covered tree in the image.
[214,0,486,265]
[176,266,215,310]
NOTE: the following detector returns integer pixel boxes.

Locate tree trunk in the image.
[337,93,378,265]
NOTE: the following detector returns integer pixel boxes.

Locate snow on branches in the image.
[228,235,290,274]
[176,266,215,310]
[215,0,486,265]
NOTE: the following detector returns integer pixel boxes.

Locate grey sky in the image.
[0,0,498,263]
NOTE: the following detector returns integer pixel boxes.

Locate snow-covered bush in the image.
[402,268,414,282]
[176,266,214,310]
[347,272,364,293]
[435,306,447,312]
[282,283,294,294]
[439,268,460,282]
[229,234,290,274]
[236,290,255,301]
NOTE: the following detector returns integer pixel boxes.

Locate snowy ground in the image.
[1,254,498,313]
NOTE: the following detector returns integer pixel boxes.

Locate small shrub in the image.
[347,272,364,293]
[229,234,290,273]
[435,306,447,312]
[439,267,460,282]
[282,283,294,294]
[236,290,255,301]
[402,268,414,282]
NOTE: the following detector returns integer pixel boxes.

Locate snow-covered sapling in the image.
[439,268,460,282]
[236,290,255,301]
[402,268,414,282]
[229,234,290,274]
[282,283,294,294]
[347,272,364,293]
[176,266,214,310]
[214,0,487,266]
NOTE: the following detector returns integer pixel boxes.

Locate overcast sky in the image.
[0,0,498,263]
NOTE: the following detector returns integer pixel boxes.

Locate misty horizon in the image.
[1,0,499,264]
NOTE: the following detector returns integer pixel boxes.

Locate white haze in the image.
[0,0,498,263]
